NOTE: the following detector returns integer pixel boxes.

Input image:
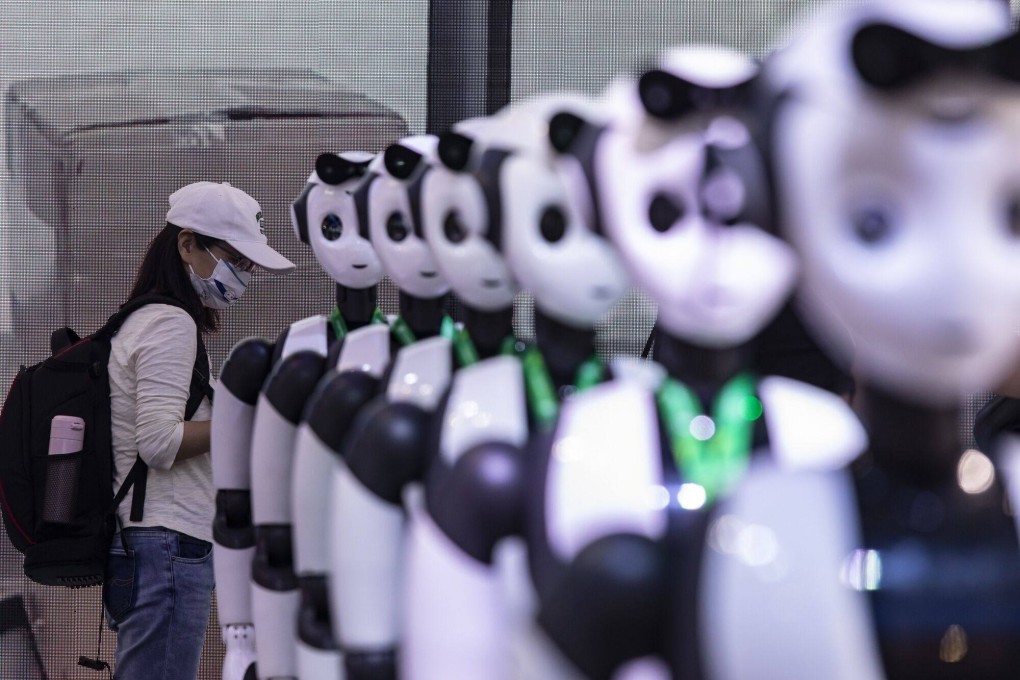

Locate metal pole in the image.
[426,0,513,134]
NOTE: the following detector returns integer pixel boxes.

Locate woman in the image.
[101,181,294,679]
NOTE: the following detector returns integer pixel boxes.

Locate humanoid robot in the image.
[524,2,1020,678]
[401,93,636,680]
[329,115,542,680]
[287,135,449,680]
[407,44,868,679]
[697,2,1020,677]
[246,136,450,680]
[212,151,374,680]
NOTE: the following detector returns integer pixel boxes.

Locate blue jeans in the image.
[102,527,215,680]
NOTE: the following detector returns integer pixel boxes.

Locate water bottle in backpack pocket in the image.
[41,416,85,525]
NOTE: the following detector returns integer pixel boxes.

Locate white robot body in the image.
[295,645,343,680]
[250,582,301,679]
[404,509,515,680]
[221,623,258,680]
[437,356,528,465]
[530,372,866,678]
[545,380,667,562]
[334,322,392,373]
[383,336,452,407]
[211,383,256,491]
[544,374,865,564]
[250,318,332,680]
[211,381,258,641]
[293,323,392,577]
[214,544,257,637]
[212,337,276,680]
[700,459,884,680]
[216,150,377,680]
[250,395,301,525]
[279,316,329,358]
[292,324,394,680]
[405,356,530,679]
[330,463,405,648]
[331,336,453,657]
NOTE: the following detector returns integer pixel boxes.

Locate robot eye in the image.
[386,212,409,242]
[850,206,894,245]
[648,193,686,233]
[321,213,343,241]
[1006,195,1020,238]
[444,210,468,244]
[539,206,567,243]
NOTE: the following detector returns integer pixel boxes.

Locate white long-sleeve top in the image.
[108,303,213,542]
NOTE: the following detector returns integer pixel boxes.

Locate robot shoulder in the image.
[758,374,868,471]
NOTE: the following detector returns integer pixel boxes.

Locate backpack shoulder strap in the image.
[96,294,190,341]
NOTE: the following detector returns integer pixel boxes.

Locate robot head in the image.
[421,118,519,311]
[289,151,382,289]
[769,0,1020,405]
[358,135,449,298]
[496,94,631,327]
[592,46,797,347]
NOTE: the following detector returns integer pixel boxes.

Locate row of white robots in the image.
[209,1,1020,679]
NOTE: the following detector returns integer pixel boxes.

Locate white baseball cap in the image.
[166,181,296,274]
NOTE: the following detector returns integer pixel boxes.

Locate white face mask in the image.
[189,248,251,309]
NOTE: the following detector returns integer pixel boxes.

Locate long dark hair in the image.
[127,223,221,333]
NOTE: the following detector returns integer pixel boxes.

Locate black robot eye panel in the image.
[315,151,373,187]
[437,132,475,172]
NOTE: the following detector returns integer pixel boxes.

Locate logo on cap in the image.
[256,211,265,236]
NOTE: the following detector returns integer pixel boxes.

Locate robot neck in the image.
[335,284,377,330]
[461,303,515,360]
[399,290,448,340]
[856,383,962,487]
[534,308,597,391]
[654,330,752,410]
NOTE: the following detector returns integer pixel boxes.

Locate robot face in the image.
[365,138,449,298]
[289,152,382,289]
[500,149,630,327]
[772,0,1020,405]
[421,158,517,312]
[599,125,796,347]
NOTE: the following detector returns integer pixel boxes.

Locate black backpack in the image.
[0,295,212,587]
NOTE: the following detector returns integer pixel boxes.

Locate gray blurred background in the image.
[0,1,1005,678]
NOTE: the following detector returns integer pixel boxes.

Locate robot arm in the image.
[249,349,328,680]
[211,337,273,680]
[291,368,381,679]
[330,397,433,680]
[404,440,527,680]
[536,533,667,680]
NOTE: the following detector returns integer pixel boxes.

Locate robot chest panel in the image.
[280,315,329,359]
[335,323,391,377]
[700,462,887,680]
[438,355,529,466]
[544,381,668,563]
[385,336,452,410]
